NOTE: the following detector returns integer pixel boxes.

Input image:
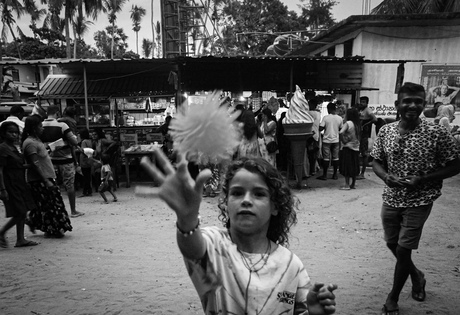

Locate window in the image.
[327,46,336,56]
[344,39,353,57]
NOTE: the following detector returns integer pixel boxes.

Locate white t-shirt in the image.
[320,114,343,143]
[0,116,24,134]
[184,226,312,315]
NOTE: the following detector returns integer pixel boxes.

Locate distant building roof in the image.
[289,12,460,56]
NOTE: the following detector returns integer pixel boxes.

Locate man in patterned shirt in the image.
[371,82,460,315]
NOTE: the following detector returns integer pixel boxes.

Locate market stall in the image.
[28,57,410,186]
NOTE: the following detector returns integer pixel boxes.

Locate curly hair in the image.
[217,157,298,247]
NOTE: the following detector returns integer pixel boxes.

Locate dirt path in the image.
[1,171,459,314]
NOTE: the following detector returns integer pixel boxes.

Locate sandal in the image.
[412,273,426,302]
[381,304,399,315]
[14,240,39,247]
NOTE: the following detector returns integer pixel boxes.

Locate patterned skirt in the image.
[339,147,360,177]
[27,180,73,236]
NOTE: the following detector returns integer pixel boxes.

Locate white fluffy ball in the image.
[169,91,240,164]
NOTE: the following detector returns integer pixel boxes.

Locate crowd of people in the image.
[0,104,119,247]
[1,82,460,315]
[190,92,387,193]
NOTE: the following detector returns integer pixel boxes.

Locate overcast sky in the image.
[12,0,380,56]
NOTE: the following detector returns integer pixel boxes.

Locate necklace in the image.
[238,241,271,272]
[238,241,271,315]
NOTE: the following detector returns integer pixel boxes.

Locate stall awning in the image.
[37,73,176,99]
[177,56,370,92]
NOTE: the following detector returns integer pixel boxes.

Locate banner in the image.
[421,64,460,109]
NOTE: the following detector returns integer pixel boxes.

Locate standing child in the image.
[140,151,338,315]
[99,154,117,203]
[339,108,361,190]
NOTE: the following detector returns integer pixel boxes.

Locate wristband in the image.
[176,216,200,237]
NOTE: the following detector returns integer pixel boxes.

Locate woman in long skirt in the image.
[339,108,361,190]
[0,122,38,248]
[22,115,72,238]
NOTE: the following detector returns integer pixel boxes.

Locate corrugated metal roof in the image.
[0,56,420,67]
[38,74,176,99]
[21,57,418,97]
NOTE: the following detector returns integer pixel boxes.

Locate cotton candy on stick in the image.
[169,91,241,164]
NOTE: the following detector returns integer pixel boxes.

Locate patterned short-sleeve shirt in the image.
[371,119,459,207]
[183,226,312,315]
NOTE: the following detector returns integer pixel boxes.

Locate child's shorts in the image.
[99,180,114,193]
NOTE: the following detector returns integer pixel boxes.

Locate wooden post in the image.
[83,63,90,130]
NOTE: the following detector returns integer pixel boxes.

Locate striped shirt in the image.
[41,118,78,165]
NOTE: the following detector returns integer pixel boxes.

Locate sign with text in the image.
[368,104,397,118]
[120,133,138,143]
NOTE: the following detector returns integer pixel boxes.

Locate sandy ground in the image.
[1,169,460,315]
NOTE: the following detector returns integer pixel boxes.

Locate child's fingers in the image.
[176,157,193,184]
[140,156,165,183]
[195,169,212,194]
[311,283,324,294]
[153,148,175,175]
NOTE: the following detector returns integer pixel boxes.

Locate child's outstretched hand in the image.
[140,148,211,221]
[306,283,338,315]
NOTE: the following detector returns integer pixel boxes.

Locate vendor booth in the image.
[34,59,177,186]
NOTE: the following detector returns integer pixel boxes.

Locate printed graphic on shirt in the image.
[277,291,295,305]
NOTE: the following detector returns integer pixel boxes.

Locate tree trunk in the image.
[7,23,22,60]
[111,22,115,59]
[151,0,155,58]
[136,31,139,55]
[65,0,72,58]
[73,23,77,58]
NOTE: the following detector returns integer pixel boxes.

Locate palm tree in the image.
[130,4,146,55]
[141,38,152,58]
[72,15,93,57]
[155,20,161,58]
[23,0,47,34]
[43,0,105,58]
[103,0,127,59]
[1,0,26,59]
[372,0,460,14]
[42,0,77,58]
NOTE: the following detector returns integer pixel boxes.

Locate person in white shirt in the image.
[0,105,25,134]
[317,103,343,180]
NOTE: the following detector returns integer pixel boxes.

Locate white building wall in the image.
[310,24,460,108]
[359,25,460,105]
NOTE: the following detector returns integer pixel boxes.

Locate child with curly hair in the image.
[141,151,337,315]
